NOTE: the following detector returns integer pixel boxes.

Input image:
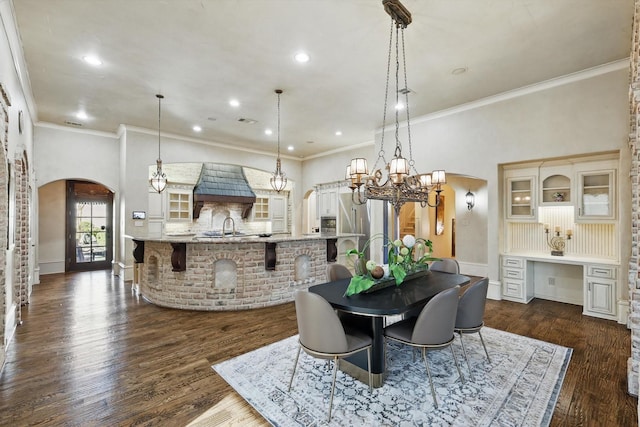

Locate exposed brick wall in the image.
[139,239,329,311]
[14,154,29,310]
[629,0,640,400]
[0,83,10,370]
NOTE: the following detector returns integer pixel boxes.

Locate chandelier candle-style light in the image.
[149,94,167,193]
[544,224,572,256]
[348,0,446,211]
[270,89,287,192]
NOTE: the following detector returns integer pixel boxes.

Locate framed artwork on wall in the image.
[435,196,445,236]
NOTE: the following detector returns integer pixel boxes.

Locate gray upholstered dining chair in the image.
[430,258,460,274]
[455,277,491,379]
[289,290,372,422]
[383,286,464,409]
[326,263,352,281]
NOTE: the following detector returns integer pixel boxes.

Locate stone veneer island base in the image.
[128,234,360,311]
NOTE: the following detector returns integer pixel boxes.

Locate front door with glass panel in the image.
[66,181,113,271]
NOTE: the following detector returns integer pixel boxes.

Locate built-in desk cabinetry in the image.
[501,256,533,302]
[504,158,617,224]
[501,153,621,323]
[505,169,537,221]
[584,264,617,317]
[501,254,618,321]
[575,162,616,222]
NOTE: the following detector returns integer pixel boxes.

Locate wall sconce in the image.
[465,190,475,211]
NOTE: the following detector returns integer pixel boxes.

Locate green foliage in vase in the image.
[343,234,440,296]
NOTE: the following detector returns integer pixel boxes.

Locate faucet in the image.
[222,216,236,236]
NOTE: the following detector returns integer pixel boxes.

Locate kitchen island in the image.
[127,233,361,311]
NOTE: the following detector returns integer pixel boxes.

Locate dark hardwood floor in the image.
[0,271,636,426]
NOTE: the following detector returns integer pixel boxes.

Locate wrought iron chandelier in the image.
[149,94,167,193]
[270,89,287,192]
[348,0,445,211]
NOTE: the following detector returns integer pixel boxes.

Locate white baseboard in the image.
[4,303,16,347]
[39,261,65,275]
[487,280,502,300]
[618,299,630,326]
[117,262,133,284]
[458,261,488,278]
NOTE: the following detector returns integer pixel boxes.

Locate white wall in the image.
[37,181,65,274]
[302,65,631,287]
[33,125,119,189]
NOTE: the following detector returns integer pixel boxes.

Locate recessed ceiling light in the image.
[193,125,202,132]
[335,131,342,136]
[287,146,294,151]
[207,117,217,121]
[294,52,310,63]
[265,128,273,135]
[452,67,468,75]
[229,99,240,108]
[76,111,88,120]
[82,55,103,66]
[395,102,404,110]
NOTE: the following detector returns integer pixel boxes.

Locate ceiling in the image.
[11,0,633,159]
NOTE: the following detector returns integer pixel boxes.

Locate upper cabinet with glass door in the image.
[505,168,538,221]
[575,160,617,222]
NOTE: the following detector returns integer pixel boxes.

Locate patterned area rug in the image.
[212,327,571,426]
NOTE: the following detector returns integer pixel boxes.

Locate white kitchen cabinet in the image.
[540,165,572,205]
[575,163,616,222]
[501,256,533,303]
[505,169,537,221]
[270,195,287,233]
[584,264,617,320]
[319,189,337,217]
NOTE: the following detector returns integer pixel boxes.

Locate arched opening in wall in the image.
[393,174,488,268]
[214,259,238,289]
[38,180,115,274]
[302,188,319,234]
[294,254,311,282]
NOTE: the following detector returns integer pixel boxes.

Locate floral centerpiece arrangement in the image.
[344,234,439,296]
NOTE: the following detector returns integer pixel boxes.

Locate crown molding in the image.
[406,59,630,128]
[122,125,302,162]
[35,121,118,139]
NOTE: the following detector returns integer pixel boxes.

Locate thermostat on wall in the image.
[132,211,146,220]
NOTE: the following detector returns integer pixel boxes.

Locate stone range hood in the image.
[193,163,256,219]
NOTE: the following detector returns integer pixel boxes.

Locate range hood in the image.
[193,163,256,219]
